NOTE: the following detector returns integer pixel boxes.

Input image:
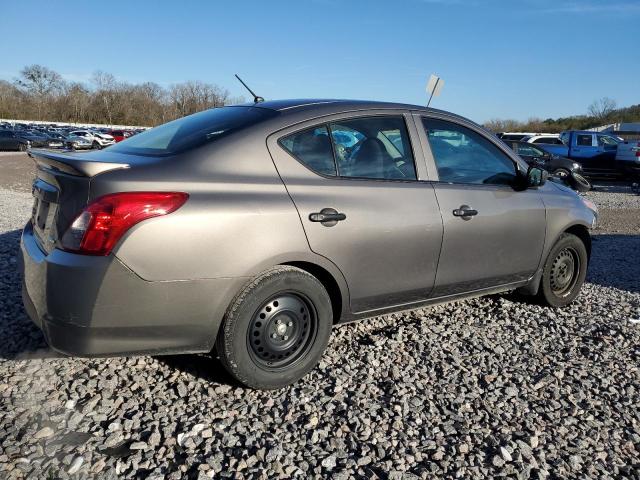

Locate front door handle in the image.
[309,208,346,226]
[453,205,478,219]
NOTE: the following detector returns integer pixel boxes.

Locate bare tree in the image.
[2,64,240,126]
[588,97,617,123]
[14,65,64,120]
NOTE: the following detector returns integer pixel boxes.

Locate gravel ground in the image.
[1,175,639,479]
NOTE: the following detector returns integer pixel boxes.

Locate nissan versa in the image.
[20,100,597,389]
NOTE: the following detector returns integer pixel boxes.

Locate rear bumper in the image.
[20,222,246,357]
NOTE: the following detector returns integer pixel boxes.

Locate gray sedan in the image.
[20,99,597,389]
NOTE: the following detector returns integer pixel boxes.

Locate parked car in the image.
[20,100,597,389]
[69,130,115,149]
[496,132,539,141]
[614,139,640,182]
[521,134,564,145]
[14,130,51,148]
[0,130,31,151]
[108,130,131,142]
[541,130,622,178]
[39,131,66,149]
[502,141,590,192]
[64,135,93,150]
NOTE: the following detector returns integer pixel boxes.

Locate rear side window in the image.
[423,118,516,185]
[577,134,593,146]
[329,117,416,180]
[281,116,417,180]
[109,106,278,156]
[280,126,336,176]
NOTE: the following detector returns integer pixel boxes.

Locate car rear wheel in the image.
[215,266,333,389]
[537,233,588,307]
[18,143,27,152]
[92,141,101,149]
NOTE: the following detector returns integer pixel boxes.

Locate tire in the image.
[537,233,588,307]
[215,266,333,389]
[92,141,101,150]
[569,172,591,192]
[18,143,27,152]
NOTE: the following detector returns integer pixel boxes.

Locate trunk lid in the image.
[29,149,130,254]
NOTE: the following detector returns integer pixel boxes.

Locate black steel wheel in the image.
[549,247,580,297]
[247,292,317,369]
[537,233,588,307]
[216,266,333,389]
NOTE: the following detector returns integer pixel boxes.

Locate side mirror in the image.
[527,166,548,188]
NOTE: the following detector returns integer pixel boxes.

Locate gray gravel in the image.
[1,186,639,479]
[585,182,640,210]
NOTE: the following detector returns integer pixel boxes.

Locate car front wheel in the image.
[537,233,588,307]
[216,266,333,389]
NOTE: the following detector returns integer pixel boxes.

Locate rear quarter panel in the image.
[89,135,327,283]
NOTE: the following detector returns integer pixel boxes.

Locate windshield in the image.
[109,106,278,156]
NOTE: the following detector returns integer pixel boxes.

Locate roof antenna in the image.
[235,74,264,103]
[426,74,444,108]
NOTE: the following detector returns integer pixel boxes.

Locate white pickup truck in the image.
[615,139,640,183]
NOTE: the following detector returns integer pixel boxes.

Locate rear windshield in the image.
[108,106,278,155]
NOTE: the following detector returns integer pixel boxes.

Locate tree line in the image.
[484,97,640,133]
[0,65,244,126]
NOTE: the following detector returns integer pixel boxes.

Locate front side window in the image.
[517,143,544,157]
[423,118,516,185]
[281,116,417,181]
[597,135,619,146]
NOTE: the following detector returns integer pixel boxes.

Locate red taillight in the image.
[61,192,188,256]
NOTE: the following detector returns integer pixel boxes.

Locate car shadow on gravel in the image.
[0,229,50,359]
[154,353,237,386]
[588,234,640,293]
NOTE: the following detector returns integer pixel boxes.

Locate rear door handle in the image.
[453,205,478,219]
[309,208,346,226]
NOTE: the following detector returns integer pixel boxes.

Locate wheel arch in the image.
[281,261,346,324]
[564,224,592,259]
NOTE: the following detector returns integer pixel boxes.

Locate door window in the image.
[577,134,593,146]
[517,144,544,157]
[597,135,619,146]
[281,116,417,180]
[423,118,516,185]
[329,117,416,180]
[532,137,560,144]
[280,126,336,176]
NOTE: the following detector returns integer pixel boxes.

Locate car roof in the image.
[232,98,475,128]
[244,98,454,115]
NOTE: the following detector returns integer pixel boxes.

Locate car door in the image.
[268,112,443,313]
[416,115,546,297]
[570,133,607,173]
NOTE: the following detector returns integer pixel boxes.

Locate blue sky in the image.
[1,0,639,123]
